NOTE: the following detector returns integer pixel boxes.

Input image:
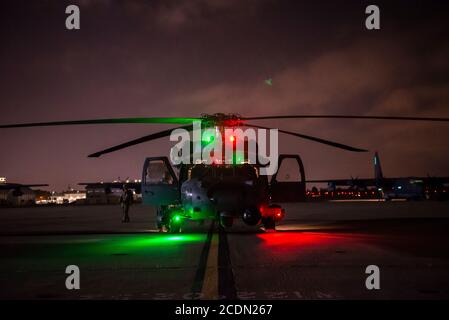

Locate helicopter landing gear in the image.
[219,215,233,228]
[156,206,184,233]
[166,213,184,233]
[156,206,169,232]
[167,210,184,233]
[262,217,276,232]
[220,217,233,228]
[168,220,182,233]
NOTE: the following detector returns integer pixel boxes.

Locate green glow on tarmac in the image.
[167,236,182,241]
[115,234,205,248]
[17,234,207,261]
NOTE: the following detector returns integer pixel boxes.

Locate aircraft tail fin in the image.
[374,151,383,182]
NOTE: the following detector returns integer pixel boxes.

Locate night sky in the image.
[1,0,448,191]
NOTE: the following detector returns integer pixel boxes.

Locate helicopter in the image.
[2,113,449,232]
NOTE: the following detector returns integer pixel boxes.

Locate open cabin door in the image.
[142,157,179,206]
[270,154,306,202]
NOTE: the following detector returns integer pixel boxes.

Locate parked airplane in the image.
[307,152,449,200]
[0,180,48,206]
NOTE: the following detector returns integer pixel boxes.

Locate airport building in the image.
[39,189,86,205]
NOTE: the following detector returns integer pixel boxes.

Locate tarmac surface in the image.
[1,201,449,299]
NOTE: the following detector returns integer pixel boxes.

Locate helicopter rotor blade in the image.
[242,115,449,122]
[0,117,199,129]
[245,123,367,152]
[88,125,193,158]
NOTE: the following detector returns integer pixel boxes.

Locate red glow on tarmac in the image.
[256,232,359,251]
[258,232,334,248]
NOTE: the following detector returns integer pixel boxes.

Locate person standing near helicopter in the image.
[120,184,133,223]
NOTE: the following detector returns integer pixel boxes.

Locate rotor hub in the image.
[200,113,244,127]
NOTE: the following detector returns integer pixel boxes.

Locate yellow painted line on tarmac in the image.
[201,233,219,299]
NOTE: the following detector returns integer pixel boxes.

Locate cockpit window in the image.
[146,160,174,185]
[189,164,258,180]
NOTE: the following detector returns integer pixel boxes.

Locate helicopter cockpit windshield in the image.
[189,164,258,181]
[147,161,174,185]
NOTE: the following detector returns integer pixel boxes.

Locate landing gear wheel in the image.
[168,213,183,233]
[220,216,233,228]
[263,217,276,232]
[168,223,182,233]
[156,206,168,232]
